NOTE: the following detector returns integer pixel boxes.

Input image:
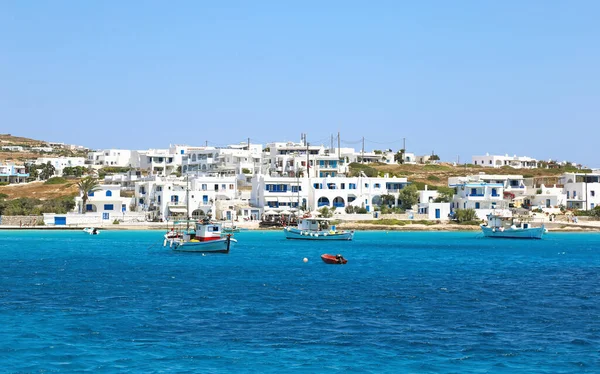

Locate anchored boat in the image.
[283,217,354,240]
[481,213,547,239]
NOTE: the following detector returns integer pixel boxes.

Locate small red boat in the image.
[321,254,348,265]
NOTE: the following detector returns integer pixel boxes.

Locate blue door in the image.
[54,217,66,225]
[435,209,441,219]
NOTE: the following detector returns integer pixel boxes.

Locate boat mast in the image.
[186,173,190,231]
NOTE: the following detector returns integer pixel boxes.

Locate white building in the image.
[138,146,185,176]
[0,163,29,184]
[449,176,508,219]
[264,141,350,178]
[529,184,567,210]
[75,184,134,220]
[472,153,539,169]
[182,143,263,176]
[560,172,600,210]
[134,175,239,220]
[251,174,411,214]
[87,149,140,168]
[34,157,86,176]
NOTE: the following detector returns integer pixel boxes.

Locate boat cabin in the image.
[297,218,333,232]
[486,214,532,230]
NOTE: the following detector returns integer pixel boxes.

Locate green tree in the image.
[39,161,56,180]
[381,194,396,207]
[399,184,418,209]
[394,149,405,164]
[429,154,440,161]
[77,176,100,214]
[25,163,39,180]
[434,186,455,203]
[318,206,333,218]
[455,208,478,223]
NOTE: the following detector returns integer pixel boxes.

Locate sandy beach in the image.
[2,220,599,232]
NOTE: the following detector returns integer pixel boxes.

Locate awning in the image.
[169,207,187,213]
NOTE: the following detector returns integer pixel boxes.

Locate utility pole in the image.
[205,140,208,147]
[337,131,341,160]
[247,137,250,150]
[330,134,333,151]
[361,137,364,163]
[306,141,310,179]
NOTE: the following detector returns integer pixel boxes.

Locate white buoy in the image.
[303,258,308,263]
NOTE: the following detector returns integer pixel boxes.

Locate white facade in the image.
[417,202,452,220]
[138,146,184,176]
[472,153,539,168]
[449,177,507,219]
[530,184,567,209]
[0,163,29,183]
[75,184,134,220]
[34,157,86,176]
[560,172,600,210]
[252,174,411,214]
[182,143,263,176]
[87,149,140,168]
[264,141,349,178]
[134,175,239,220]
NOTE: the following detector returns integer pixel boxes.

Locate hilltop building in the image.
[472,153,539,169]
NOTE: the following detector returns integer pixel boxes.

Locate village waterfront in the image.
[1,229,599,373]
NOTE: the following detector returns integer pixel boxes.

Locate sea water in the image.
[0,230,599,373]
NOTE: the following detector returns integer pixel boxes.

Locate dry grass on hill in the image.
[0,181,79,200]
[366,163,564,189]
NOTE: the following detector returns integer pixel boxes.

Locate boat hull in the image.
[283,227,354,240]
[172,237,237,253]
[321,254,348,264]
[481,225,546,239]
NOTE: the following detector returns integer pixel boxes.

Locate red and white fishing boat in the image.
[166,217,236,253]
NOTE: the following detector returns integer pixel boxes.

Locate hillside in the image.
[0,134,88,162]
[350,162,570,189]
[0,181,79,200]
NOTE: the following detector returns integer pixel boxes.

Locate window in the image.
[489,160,492,164]
[229,184,234,190]
[221,184,226,190]
[104,204,114,211]
[365,183,369,188]
[102,213,109,220]
[349,183,356,189]
[106,190,112,197]
[374,183,380,188]
[121,204,126,212]
[591,191,596,197]
[88,191,94,197]
[202,184,207,191]
[341,183,345,189]
[86,204,93,212]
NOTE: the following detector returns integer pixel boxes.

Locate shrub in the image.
[113,219,120,224]
[45,177,68,185]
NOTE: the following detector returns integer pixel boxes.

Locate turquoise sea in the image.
[1,230,599,373]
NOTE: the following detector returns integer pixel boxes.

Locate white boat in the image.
[165,218,237,253]
[283,217,354,240]
[481,214,546,239]
[83,227,99,235]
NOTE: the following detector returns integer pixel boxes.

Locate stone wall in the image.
[0,215,44,226]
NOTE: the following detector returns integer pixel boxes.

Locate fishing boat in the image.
[83,227,99,235]
[481,213,547,239]
[222,225,241,233]
[321,254,348,264]
[165,217,236,253]
[162,174,237,253]
[283,217,354,240]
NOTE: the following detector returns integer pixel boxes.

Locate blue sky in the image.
[1,1,598,166]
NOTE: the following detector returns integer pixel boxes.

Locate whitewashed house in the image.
[449,176,507,219]
[34,157,86,176]
[417,186,452,220]
[0,163,29,184]
[134,175,239,220]
[87,149,140,168]
[472,153,539,169]
[75,184,134,219]
[560,172,600,210]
